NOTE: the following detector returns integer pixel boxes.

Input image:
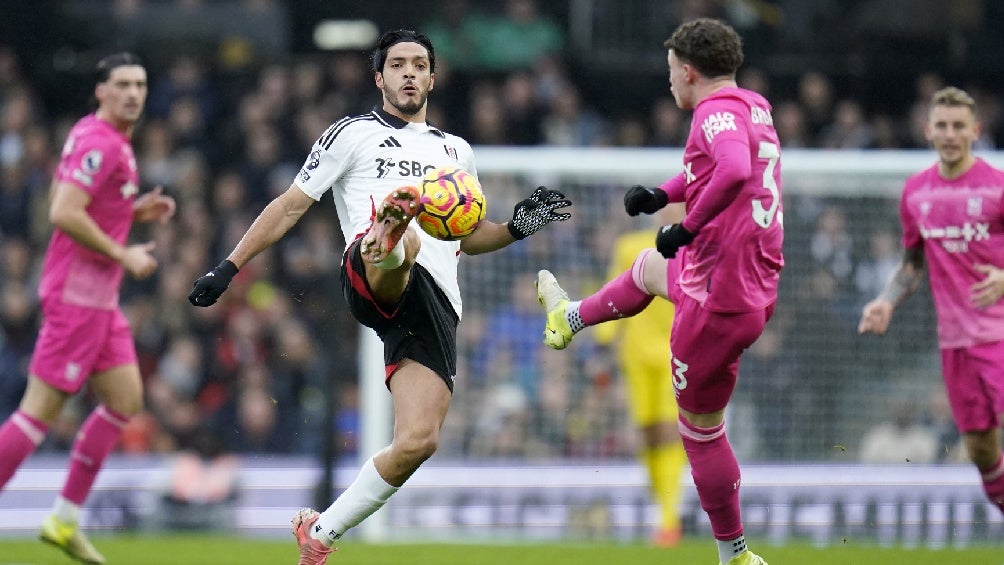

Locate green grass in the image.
[0,535,1001,565]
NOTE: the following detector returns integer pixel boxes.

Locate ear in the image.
[429,72,435,92]
[684,64,698,85]
[374,72,384,89]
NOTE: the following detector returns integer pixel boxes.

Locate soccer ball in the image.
[416,167,486,240]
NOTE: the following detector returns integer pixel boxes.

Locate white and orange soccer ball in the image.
[416,167,486,240]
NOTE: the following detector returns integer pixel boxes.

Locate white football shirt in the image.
[295,107,477,318]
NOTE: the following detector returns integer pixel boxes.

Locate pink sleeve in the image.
[57,134,118,196]
[658,173,686,202]
[681,138,751,232]
[900,186,921,249]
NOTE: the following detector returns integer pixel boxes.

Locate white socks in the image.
[52,496,80,524]
[311,457,399,546]
[717,535,747,563]
[566,301,586,333]
[373,238,406,270]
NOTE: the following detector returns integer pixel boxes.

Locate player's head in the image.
[664,18,743,110]
[926,86,980,169]
[372,30,436,119]
[93,52,147,130]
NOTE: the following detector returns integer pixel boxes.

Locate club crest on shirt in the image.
[444,145,457,160]
[82,149,103,174]
[968,196,983,217]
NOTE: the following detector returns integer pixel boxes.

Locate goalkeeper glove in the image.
[507,186,572,240]
[623,185,669,216]
[188,260,239,307]
[655,224,696,259]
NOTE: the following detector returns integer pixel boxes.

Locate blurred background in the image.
[1,0,1003,546]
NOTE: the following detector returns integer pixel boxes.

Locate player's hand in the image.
[858,298,894,335]
[120,242,158,279]
[507,186,572,240]
[623,185,668,216]
[133,186,177,224]
[655,223,695,258]
[971,264,1004,309]
[188,260,239,307]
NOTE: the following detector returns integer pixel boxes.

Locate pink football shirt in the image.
[41,114,139,310]
[901,158,1004,348]
[675,87,784,313]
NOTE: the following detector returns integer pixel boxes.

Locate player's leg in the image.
[536,248,673,349]
[673,297,772,565]
[42,310,139,565]
[299,261,458,563]
[304,362,451,553]
[0,376,67,490]
[941,342,1004,515]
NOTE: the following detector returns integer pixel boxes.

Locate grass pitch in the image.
[0,535,1001,564]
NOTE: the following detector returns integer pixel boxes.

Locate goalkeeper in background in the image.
[592,205,687,548]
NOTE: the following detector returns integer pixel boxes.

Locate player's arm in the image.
[189,185,314,306]
[858,246,925,335]
[461,186,572,255]
[49,180,157,279]
[679,139,751,233]
[227,185,314,268]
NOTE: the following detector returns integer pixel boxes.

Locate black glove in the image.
[655,224,696,259]
[188,260,239,307]
[507,186,572,240]
[623,185,669,216]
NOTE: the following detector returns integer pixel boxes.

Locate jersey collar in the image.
[372,106,446,138]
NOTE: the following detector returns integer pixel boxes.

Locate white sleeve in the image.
[294,127,354,200]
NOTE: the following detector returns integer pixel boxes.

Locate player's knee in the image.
[965,435,999,469]
[106,396,143,418]
[399,430,439,463]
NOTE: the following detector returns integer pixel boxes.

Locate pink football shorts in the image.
[28,301,137,394]
[669,293,774,414]
[941,340,1004,433]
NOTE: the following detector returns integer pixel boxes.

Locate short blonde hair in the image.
[931,86,976,112]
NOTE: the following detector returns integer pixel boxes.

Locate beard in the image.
[384,86,427,116]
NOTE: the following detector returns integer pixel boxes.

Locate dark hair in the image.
[370,29,435,73]
[664,18,743,79]
[95,52,144,83]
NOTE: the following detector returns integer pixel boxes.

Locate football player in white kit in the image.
[188,29,571,564]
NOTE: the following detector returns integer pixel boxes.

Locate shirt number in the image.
[752,141,781,229]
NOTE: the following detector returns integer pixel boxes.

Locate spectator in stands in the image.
[820,100,875,149]
[859,398,939,464]
[797,71,834,145]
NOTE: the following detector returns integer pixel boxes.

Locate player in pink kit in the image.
[0,53,175,564]
[536,18,781,565]
[859,86,1004,516]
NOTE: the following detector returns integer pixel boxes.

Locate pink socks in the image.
[678,417,743,540]
[0,409,48,489]
[578,248,657,326]
[62,405,129,504]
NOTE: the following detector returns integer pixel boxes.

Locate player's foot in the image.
[38,514,106,565]
[292,507,335,565]
[535,269,574,350]
[651,525,682,548]
[360,186,421,263]
[722,549,768,565]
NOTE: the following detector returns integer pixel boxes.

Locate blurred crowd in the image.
[0,0,996,465]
